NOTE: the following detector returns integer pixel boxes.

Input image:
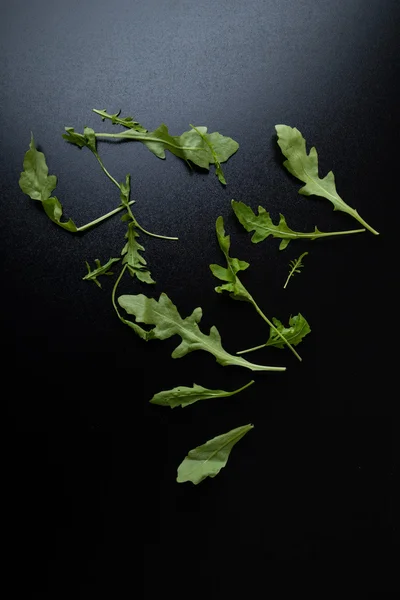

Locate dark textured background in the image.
[1,0,398,594]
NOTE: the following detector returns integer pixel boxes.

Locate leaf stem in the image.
[228,380,255,395]
[111,263,128,323]
[248,299,302,361]
[236,342,269,355]
[349,211,379,235]
[94,131,198,151]
[93,150,120,188]
[76,202,134,232]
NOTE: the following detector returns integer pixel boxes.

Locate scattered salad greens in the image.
[275,125,379,235]
[18,110,379,484]
[177,424,254,484]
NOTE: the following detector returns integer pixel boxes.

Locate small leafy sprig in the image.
[284,252,308,289]
[275,125,379,235]
[210,217,303,361]
[232,200,365,250]
[83,258,121,288]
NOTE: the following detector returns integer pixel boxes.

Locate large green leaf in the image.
[118,293,286,372]
[231,200,365,250]
[177,424,254,484]
[275,125,379,235]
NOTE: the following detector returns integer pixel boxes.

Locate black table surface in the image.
[1,0,398,593]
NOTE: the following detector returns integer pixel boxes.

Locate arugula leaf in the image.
[150,380,254,409]
[90,121,239,181]
[266,314,311,349]
[121,222,155,284]
[284,252,308,289]
[210,217,302,361]
[275,125,379,235]
[93,108,148,132]
[177,424,254,484]
[118,292,286,372]
[19,134,78,232]
[62,126,97,152]
[237,314,311,355]
[83,258,121,288]
[231,200,366,250]
[19,134,131,232]
[189,123,227,184]
[19,133,57,201]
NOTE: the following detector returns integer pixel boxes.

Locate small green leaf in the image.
[150,380,254,409]
[283,252,308,289]
[93,108,148,132]
[190,124,227,184]
[19,133,57,201]
[266,314,311,349]
[83,257,121,288]
[177,424,254,484]
[209,216,251,301]
[118,292,286,372]
[19,135,78,232]
[121,222,155,284]
[62,126,97,152]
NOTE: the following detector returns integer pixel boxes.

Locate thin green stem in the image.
[227,380,255,395]
[93,151,120,188]
[350,212,379,236]
[236,342,269,356]
[111,264,128,323]
[93,150,178,241]
[250,299,302,362]
[94,131,198,151]
[76,202,134,232]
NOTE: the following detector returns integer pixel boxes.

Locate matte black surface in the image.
[1,0,398,593]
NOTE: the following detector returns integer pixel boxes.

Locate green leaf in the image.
[19,135,78,232]
[121,222,155,284]
[62,126,97,152]
[19,133,57,201]
[94,122,239,181]
[93,108,148,132]
[83,257,121,288]
[275,125,379,235]
[150,380,254,409]
[231,200,365,250]
[266,314,311,349]
[210,216,302,361]
[177,424,254,484]
[283,252,308,289]
[118,293,286,372]
[189,124,227,184]
[41,197,78,232]
[209,216,251,301]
